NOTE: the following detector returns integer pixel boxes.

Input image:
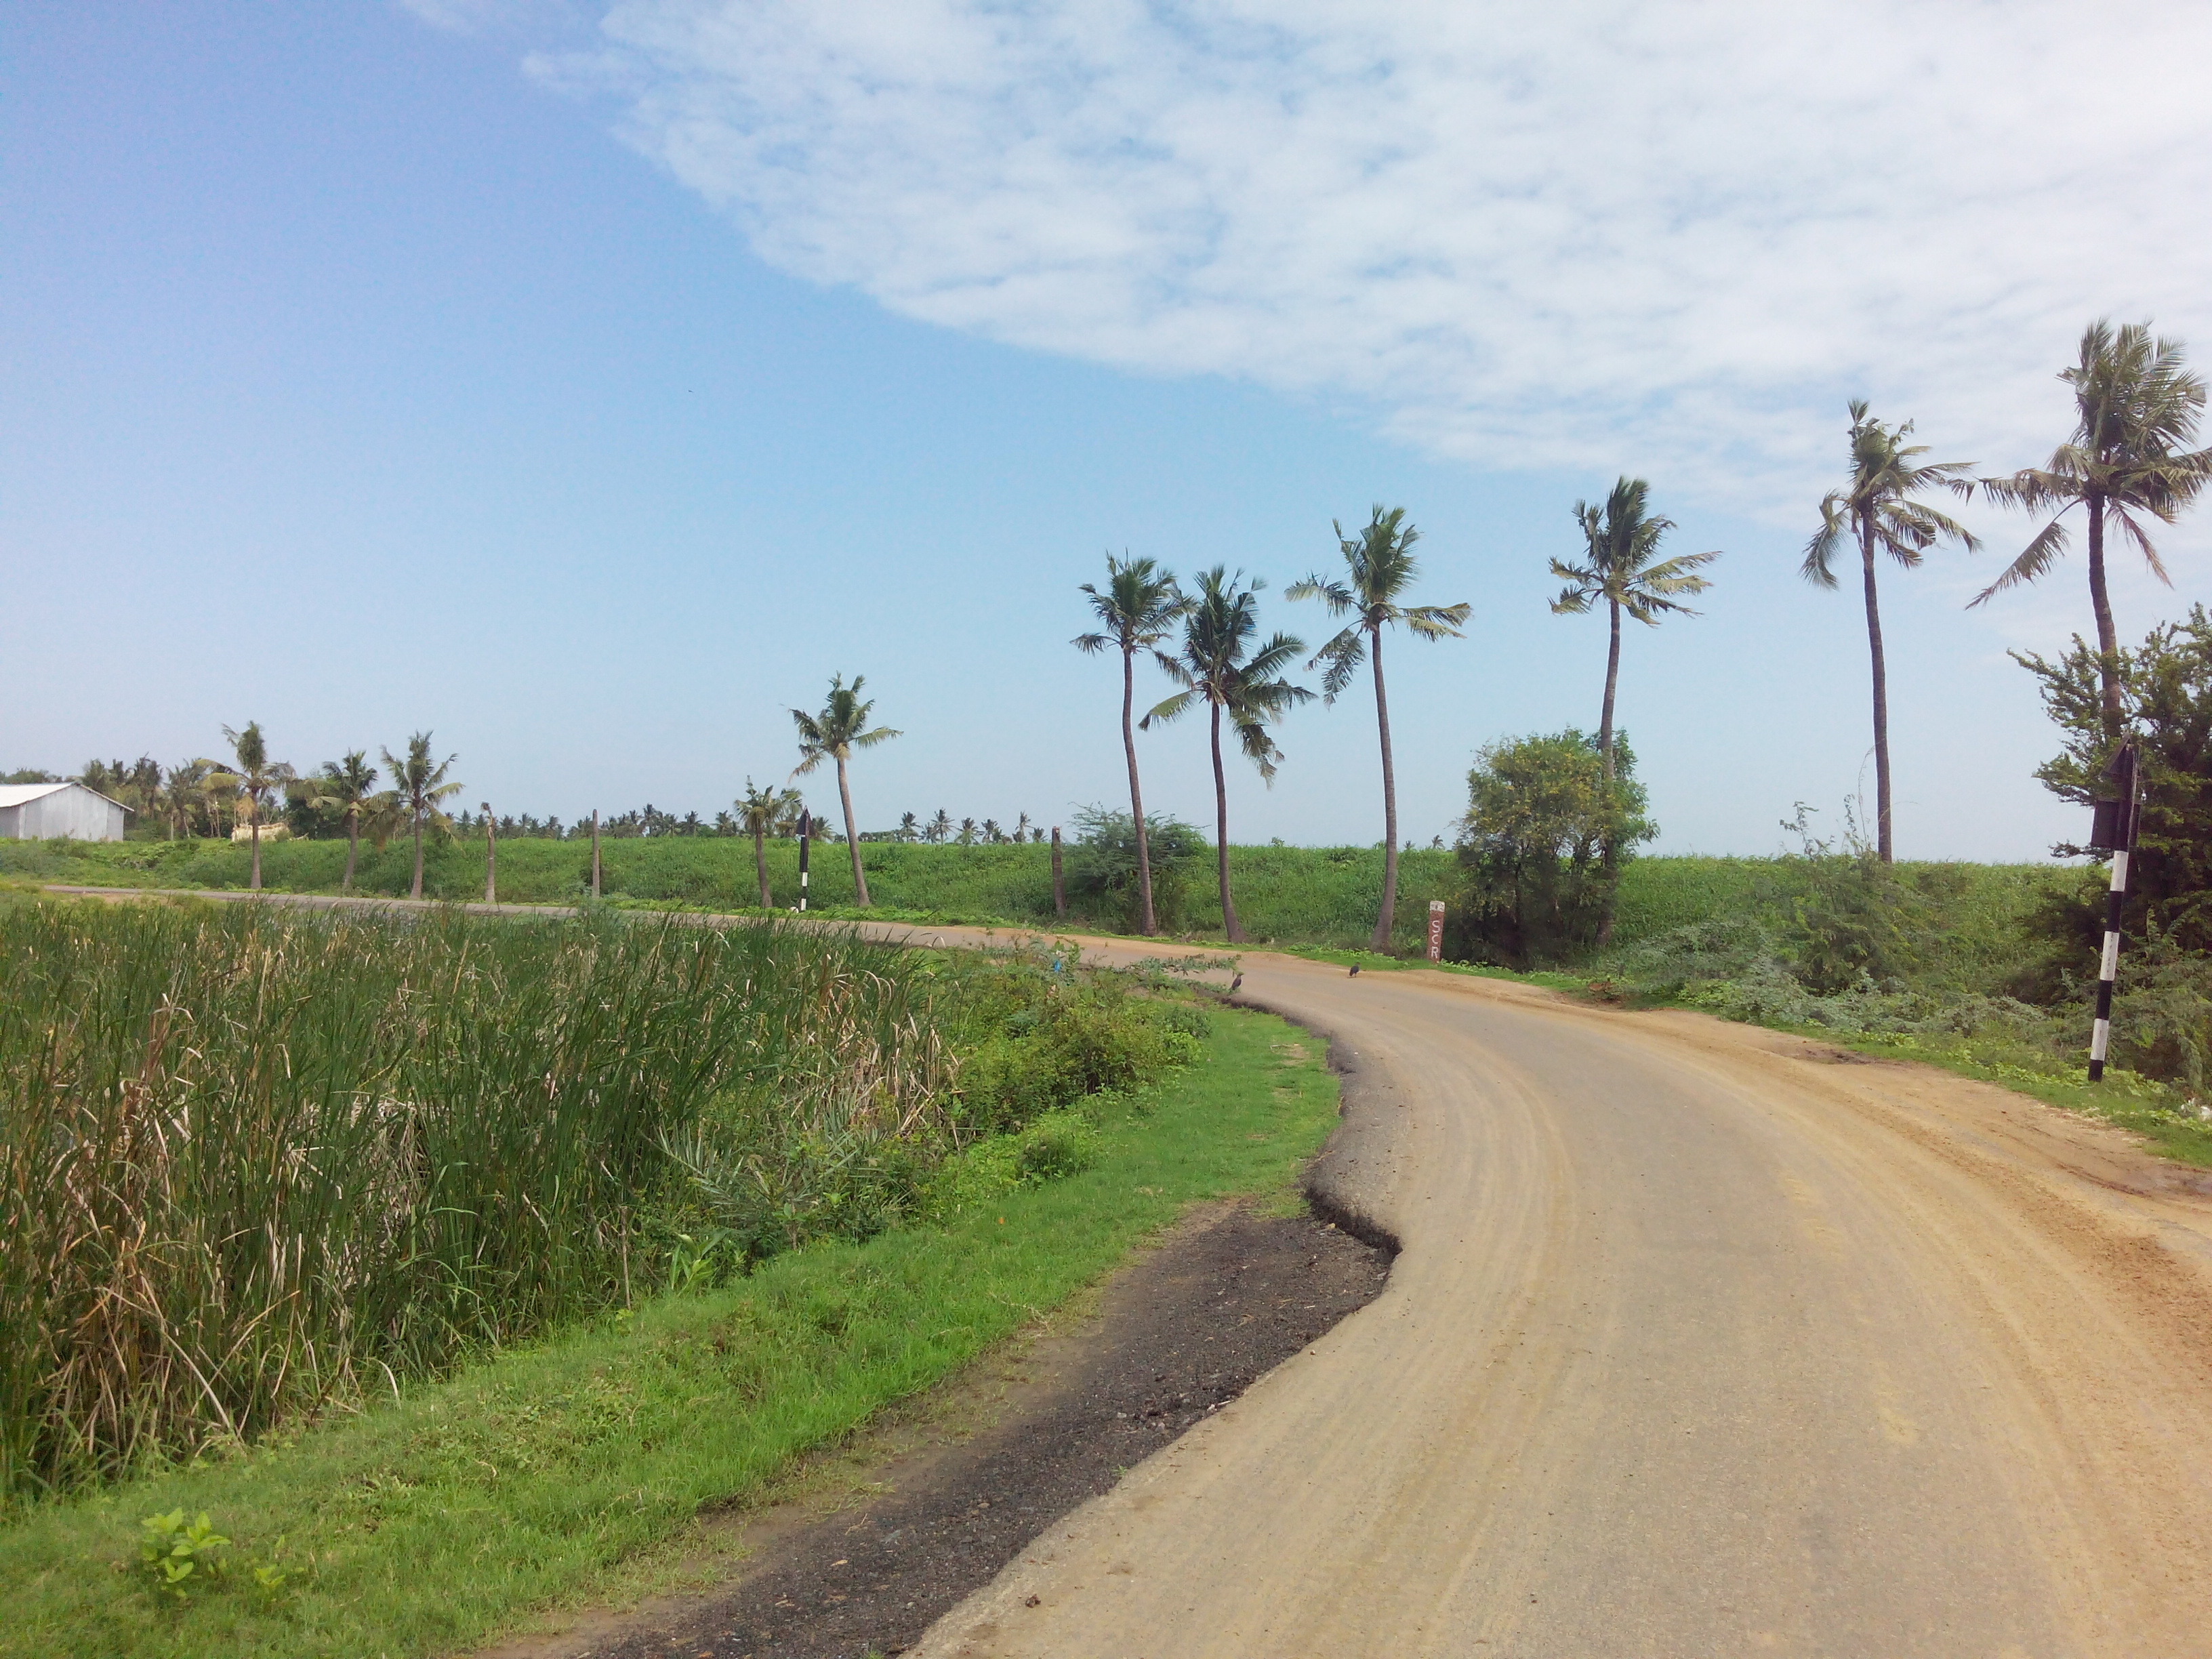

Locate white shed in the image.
[0,781,129,841]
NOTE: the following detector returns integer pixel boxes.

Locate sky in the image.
[7,1,2211,858]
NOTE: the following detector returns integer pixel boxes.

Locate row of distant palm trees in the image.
[194,724,462,899]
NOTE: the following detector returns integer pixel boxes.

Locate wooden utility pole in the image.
[483,802,496,903]
[590,809,601,899]
[1051,825,1067,919]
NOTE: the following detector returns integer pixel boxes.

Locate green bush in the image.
[1447,731,1655,968]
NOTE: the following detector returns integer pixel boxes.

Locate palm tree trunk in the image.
[1208,702,1244,943]
[250,816,262,891]
[1123,646,1156,935]
[1369,626,1399,953]
[1860,516,1894,863]
[836,757,870,906]
[1599,598,1622,779]
[1595,596,1626,943]
[411,814,425,901]
[2087,489,2123,745]
[342,817,359,894]
[754,829,771,907]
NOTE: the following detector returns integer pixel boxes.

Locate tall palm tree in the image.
[1144,567,1311,943]
[1553,480,1718,780]
[1290,507,1470,951]
[927,808,951,843]
[209,722,295,891]
[310,750,384,894]
[790,674,900,907]
[735,777,805,907]
[1075,555,1187,935]
[1804,411,1975,862]
[381,731,462,900]
[1975,320,2212,745]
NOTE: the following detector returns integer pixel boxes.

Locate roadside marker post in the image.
[1050,826,1067,919]
[483,801,495,905]
[1427,899,1446,963]
[2085,742,2140,1083]
[590,809,601,899]
[798,810,811,912]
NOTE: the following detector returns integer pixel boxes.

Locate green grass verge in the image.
[0,1005,1340,1659]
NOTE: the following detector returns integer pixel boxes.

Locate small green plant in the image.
[138,1509,229,1602]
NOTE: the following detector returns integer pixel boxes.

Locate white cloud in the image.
[516,1,2212,523]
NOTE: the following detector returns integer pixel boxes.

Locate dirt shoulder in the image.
[476,1202,1391,1659]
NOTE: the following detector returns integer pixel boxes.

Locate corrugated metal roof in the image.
[0,781,130,812]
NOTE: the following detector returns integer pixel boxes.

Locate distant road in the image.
[46,886,2212,1654]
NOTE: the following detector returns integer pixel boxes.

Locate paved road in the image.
[901,940,2212,1659]
[45,891,2212,1653]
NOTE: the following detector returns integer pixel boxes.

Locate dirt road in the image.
[893,936,2212,1659]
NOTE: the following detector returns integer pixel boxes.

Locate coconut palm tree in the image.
[1803,411,1976,863]
[381,731,463,901]
[1144,567,1311,943]
[209,722,295,891]
[1554,480,1718,780]
[1075,555,1187,935]
[157,759,209,840]
[735,777,806,907]
[1290,507,1470,951]
[310,750,386,893]
[1975,321,2212,745]
[790,674,900,907]
[927,808,951,843]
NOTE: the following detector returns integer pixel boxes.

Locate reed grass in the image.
[0,899,963,1502]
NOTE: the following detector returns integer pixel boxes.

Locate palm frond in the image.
[1969,516,2072,606]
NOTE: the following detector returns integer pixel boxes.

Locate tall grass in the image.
[0,900,956,1502]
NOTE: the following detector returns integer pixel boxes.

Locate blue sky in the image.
[7,2,2209,857]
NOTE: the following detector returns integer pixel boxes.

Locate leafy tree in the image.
[1288,508,1469,953]
[1075,555,1187,935]
[1145,567,1311,942]
[790,674,900,907]
[1555,479,1717,781]
[1,769,61,785]
[1066,805,1205,932]
[2016,606,2212,954]
[381,731,462,901]
[1977,320,2212,743]
[734,777,806,907]
[309,751,389,894]
[209,722,295,891]
[1803,407,1976,862]
[1449,731,1654,968]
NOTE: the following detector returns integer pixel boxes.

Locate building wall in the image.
[0,785,127,841]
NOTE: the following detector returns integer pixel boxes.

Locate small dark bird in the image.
[1349,964,1361,977]
[1230,972,1244,991]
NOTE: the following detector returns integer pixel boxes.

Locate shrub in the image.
[1064,806,1206,933]
[1446,731,1655,968]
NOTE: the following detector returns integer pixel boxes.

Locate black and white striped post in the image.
[797,810,811,912]
[2086,742,2140,1083]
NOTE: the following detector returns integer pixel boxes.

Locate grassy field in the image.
[0,989,1337,1658]
[0,834,2077,960]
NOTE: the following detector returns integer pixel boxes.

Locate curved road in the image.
[900,939,2212,1659]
